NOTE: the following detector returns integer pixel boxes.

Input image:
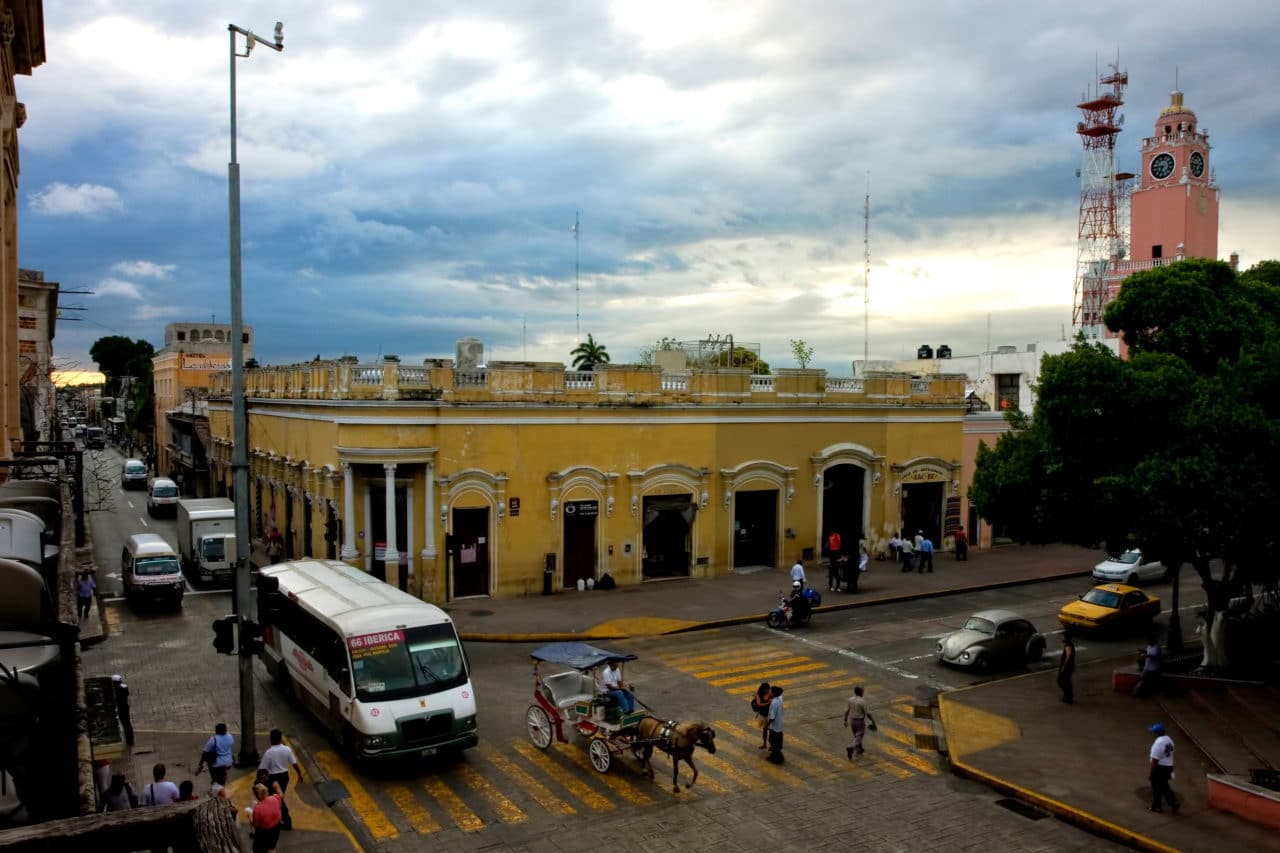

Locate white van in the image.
[121,459,148,490]
[121,533,184,608]
[146,478,180,517]
[257,559,478,761]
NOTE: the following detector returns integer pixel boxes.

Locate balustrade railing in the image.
[750,375,775,391]
[825,377,864,393]
[454,368,488,387]
[397,366,429,385]
[661,373,688,391]
[351,365,383,385]
[564,371,595,389]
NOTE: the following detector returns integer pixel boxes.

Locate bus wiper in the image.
[417,659,440,683]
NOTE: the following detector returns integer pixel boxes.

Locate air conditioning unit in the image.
[456,338,484,369]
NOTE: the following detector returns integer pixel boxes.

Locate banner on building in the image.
[181,354,232,370]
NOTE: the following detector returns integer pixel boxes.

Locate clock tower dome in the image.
[1129,89,1219,264]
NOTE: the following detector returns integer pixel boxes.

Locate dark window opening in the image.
[995,374,1019,411]
[176,331,186,341]
[1152,245,1163,259]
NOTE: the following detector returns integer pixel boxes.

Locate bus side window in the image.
[327,638,352,696]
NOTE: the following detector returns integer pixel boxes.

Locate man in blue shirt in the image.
[766,685,785,764]
[198,722,235,782]
[918,535,934,573]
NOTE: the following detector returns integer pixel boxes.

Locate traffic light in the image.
[212,615,236,655]
[241,620,265,656]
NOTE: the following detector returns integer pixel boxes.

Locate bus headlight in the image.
[361,734,392,748]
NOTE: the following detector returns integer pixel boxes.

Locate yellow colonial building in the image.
[206,358,966,602]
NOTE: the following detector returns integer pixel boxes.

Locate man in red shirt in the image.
[826,531,843,591]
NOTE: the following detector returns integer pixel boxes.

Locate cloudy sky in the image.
[18,0,1280,376]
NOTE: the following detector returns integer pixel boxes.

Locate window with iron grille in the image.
[995,374,1019,410]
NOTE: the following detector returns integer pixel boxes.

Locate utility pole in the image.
[863,174,871,367]
[572,211,580,342]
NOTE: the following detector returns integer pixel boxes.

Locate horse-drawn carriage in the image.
[525,642,716,791]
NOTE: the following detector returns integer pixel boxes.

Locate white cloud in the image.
[113,260,176,279]
[28,182,124,216]
[94,278,144,300]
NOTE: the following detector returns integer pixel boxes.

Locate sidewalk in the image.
[939,660,1278,853]
[103,730,357,852]
[446,543,1100,641]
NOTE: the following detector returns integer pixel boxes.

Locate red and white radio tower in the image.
[1073,64,1133,336]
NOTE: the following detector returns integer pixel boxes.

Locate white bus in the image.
[256,559,478,761]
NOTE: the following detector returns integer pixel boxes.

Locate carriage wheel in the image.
[527,705,553,749]
[589,738,612,772]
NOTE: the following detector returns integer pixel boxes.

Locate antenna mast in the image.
[572,211,581,342]
[863,174,871,366]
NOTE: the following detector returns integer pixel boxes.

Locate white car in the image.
[1092,549,1168,584]
[146,477,180,517]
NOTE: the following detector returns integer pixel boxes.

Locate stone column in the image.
[341,463,358,561]
[422,461,437,562]
[383,463,399,587]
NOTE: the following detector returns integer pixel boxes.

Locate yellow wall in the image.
[207,362,965,602]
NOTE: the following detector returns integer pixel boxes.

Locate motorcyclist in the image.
[785,580,811,626]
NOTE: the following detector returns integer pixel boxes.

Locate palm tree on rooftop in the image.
[570,334,610,371]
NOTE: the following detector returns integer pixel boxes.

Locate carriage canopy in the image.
[529,642,637,670]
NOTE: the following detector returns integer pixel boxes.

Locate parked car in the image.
[1092,549,1168,584]
[1058,583,1161,635]
[936,609,1046,671]
[146,477,180,517]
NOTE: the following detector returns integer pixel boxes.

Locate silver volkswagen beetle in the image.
[936,609,1046,671]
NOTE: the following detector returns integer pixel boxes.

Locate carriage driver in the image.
[599,658,637,713]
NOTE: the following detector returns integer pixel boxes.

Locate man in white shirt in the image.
[599,659,636,713]
[260,728,303,830]
[1147,722,1179,814]
[899,538,914,572]
[790,558,806,587]
[142,763,180,805]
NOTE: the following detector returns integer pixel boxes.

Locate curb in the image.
[458,568,1093,643]
[937,692,1179,853]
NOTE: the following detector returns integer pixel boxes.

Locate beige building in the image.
[0,1,45,462]
[152,321,253,488]
[16,267,56,442]
[207,357,968,602]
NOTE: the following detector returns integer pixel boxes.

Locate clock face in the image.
[1150,152,1175,180]
[1190,151,1205,178]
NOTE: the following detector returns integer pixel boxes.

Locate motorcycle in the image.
[766,587,822,629]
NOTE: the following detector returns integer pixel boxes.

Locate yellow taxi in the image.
[1058,583,1161,634]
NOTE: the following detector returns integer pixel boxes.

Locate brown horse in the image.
[635,715,717,793]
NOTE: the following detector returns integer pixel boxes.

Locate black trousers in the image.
[1057,670,1074,703]
[1150,765,1178,811]
[767,729,784,763]
[955,542,968,561]
[827,559,841,590]
[268,772,292,828]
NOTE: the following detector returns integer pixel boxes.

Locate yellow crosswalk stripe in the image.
[710,736,802,787]
[313,749,399,840]
[696,750,770,792]
[484,750,576,816]
[714,720,835,782]
[778,729,874,779]
[557,741,658,804]
[726,674,863,696]
[654,644,784,667]
[455,762,527,825]
[511,740,614,811]
[422,776,484,832]
[709,661,829,687]
[687,656,813,678]
[385,783,441,835]
[859,725,937,776]
[728,668,854,695]
[637,749,731,795]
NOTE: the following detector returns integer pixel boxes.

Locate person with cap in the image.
[112,674,134,746]
[785,580,809,627]
[1147,723,1180,814]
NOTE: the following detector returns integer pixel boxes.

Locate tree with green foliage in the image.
[90,335,153,396]
[970,259,1280,668]
[714,347,771,375]
[789,338,814,369]
[570,333,610,370]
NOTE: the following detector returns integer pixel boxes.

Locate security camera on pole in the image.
[225,18,283,767]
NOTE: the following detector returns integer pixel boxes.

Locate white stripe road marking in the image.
[756,625,957,691]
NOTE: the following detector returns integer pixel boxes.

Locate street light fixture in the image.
[227,19,283,767]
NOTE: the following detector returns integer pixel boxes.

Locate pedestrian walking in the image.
[899,538,914,572]
[848,547,868,594]
[197,723,235,778]
[917,536,934,573]
[1135,632,1162,697]
[790,557,806,587]
[259,729,302,831]
[913,530,924,551]
[1147,723,1180,813]
[751,682,772,750]
[112,673,134,746]
[766,685,785,764]
[843,685,876,758]
[266,526,285,564]
[250,781,286,853]
[1057,632,1076,704]
[953,526,969,561]
[826,530,843,592]
[100,772,139,812]
[75,570,96,621]
[142,764,180,806]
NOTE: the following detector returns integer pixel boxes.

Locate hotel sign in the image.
[182,354,231,370]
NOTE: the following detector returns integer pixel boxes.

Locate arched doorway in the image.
[822,464,865,559]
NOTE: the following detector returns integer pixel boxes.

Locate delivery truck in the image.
[176,497,237,582]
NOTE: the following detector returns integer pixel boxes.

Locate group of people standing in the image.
[751,681,877,766]
[823,531,869,594]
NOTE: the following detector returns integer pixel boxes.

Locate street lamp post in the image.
[228,19,283,767]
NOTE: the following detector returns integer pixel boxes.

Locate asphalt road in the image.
[85,496,1209,850]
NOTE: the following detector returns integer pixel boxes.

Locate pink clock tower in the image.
[1101,89,1220,330]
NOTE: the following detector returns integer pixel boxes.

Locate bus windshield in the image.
[349,624,468,702]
